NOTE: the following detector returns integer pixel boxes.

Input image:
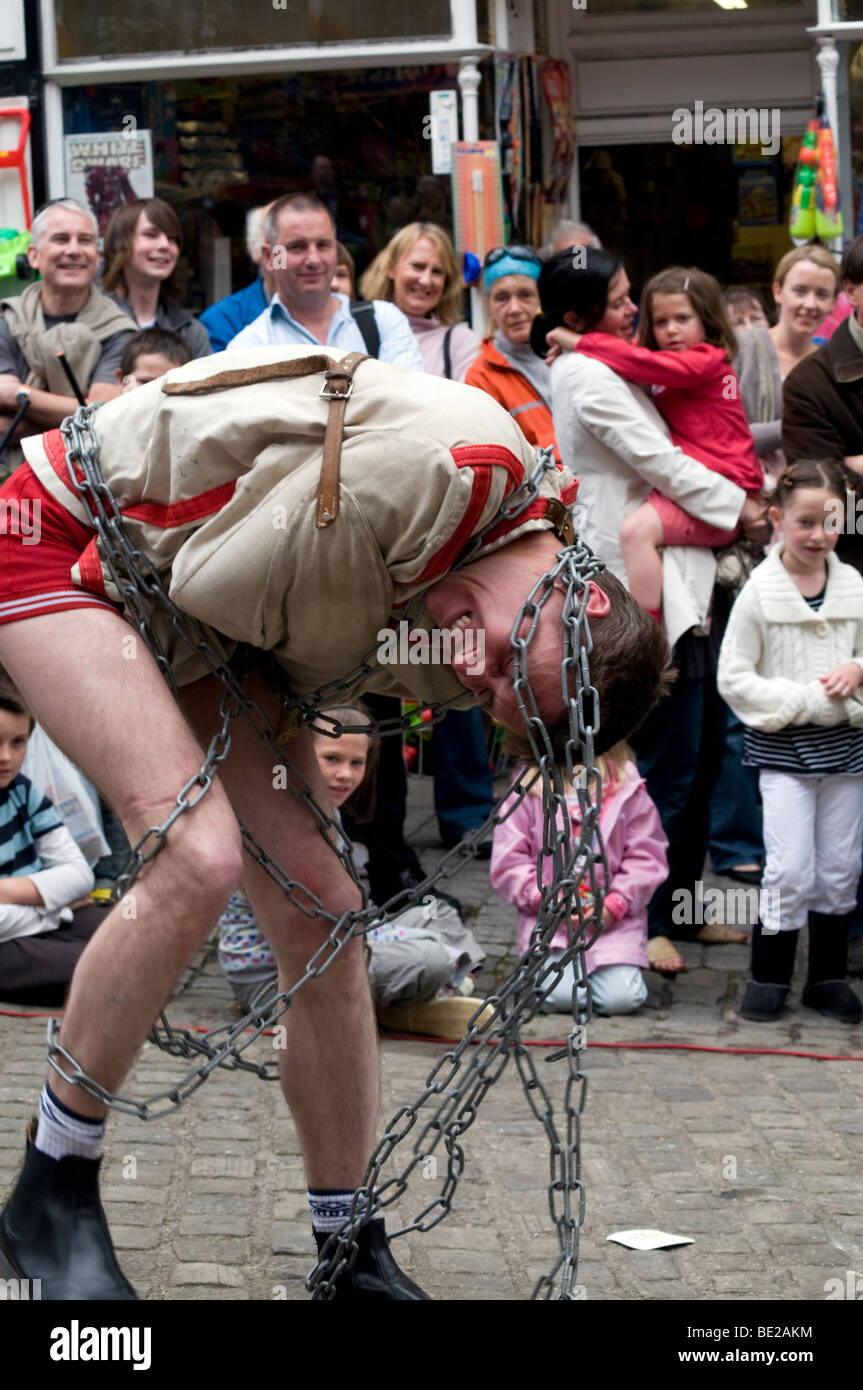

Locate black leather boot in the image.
[0,1122,137,1300]
[739,923,799,1022]
[313,1219,430,1300]
[802,912,863,1024]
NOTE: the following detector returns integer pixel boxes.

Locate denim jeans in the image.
[708,708,763,872]
[433,708,495,845]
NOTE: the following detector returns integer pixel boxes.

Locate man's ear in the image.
[261,241,275,274]
[26,243,39,270]
[585,580,611,617]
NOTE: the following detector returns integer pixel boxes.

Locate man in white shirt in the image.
[228,194,422,370]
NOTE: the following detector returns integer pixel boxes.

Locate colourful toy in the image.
[790,103,843,244]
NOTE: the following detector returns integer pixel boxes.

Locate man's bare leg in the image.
[180,674,378,1188]
[0,610,243,1115]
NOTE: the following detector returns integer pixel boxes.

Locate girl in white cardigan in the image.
[718,459,863,1022]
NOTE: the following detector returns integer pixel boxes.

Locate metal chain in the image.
[48,406,607,1300]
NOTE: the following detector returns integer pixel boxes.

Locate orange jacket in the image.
[465,339,559,462]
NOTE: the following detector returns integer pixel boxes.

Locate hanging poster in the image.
[450,142,505,262]
[64,130,154,238]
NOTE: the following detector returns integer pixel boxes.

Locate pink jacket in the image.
[489,762,668,973]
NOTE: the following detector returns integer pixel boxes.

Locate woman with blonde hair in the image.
[734,242,839,477]
[102,198,211,360]
[360,222,479,380]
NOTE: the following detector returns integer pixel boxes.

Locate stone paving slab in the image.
[1,773,862,1301]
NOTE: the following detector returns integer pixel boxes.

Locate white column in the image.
[816,36,844,253]
[43,81,65,199]
[459,55,485,327]
[458,56,481,142]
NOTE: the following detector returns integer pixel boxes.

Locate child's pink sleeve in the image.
[603,784,669,918]
[577,336,726,390]
[490,793,543,912]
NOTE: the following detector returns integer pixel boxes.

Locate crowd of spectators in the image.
[0,187,861,1034]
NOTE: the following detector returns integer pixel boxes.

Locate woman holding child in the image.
[536,249,760,974]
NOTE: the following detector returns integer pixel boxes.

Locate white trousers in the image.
[543,959,648,1016]
[759,769,863,933]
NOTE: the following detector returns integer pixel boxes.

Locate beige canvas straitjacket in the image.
[23,346,578,699]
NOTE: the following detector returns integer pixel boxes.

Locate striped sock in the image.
[308,1188,368,1233]
[34,1084,105,1162]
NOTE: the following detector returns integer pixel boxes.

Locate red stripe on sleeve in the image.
[450,444,523,496]
[415,470,492,585]
[122,479,237,528]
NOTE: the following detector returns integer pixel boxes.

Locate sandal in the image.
[695,921,749,945]
[647,935,688,977]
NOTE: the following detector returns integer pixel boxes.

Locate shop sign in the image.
[64,130,154,238]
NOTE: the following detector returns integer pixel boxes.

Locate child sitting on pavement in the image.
[0,683,99,1005]
[490,742,668,1014]
[218,703,488,1039]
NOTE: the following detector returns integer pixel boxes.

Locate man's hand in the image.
[739,494,770,546]
[0,374,25,412]
[820,661,863,699]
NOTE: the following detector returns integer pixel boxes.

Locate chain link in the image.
[49,406,607,1300]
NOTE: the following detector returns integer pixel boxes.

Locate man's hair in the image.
[723,286,765,313]
[245,203,274,264]
[841,235,863,289]
[0,676,34,733]
[547,219,602,256]
[102,198,185,301]
[264,193,334,246]
[30,198,98,248]
[774,242,839,291]
[120,328,191,378]
[360,222,464,326]
[504,568,674,768]
[639,265,738,360]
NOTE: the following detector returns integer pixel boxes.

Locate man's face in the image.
[425,533,609,736]
[262,207,337,314]
[27,208,99,295]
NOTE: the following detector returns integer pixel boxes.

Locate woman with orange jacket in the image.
[465,246,559,461]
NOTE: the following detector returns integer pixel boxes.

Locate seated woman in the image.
[466,245,559,461]
[102,198,211,361]
[0,683,100,1006]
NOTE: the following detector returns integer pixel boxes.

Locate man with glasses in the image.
[0,199,135,465]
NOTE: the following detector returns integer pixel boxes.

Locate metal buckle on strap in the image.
[319,372,354,400]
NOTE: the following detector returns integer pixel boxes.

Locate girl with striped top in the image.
[718,459,863,1022]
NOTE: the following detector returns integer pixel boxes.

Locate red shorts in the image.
[0,462,121,625]
[647,489,739,549]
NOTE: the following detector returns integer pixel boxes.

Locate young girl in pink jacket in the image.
[490,744,668,1014]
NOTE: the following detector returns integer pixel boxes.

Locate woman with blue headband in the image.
[465,245,559,461]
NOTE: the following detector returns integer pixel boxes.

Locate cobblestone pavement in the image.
[1,775,862,1303]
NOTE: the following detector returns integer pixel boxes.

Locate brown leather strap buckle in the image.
[315,351,369,529]
[319,369,354,400]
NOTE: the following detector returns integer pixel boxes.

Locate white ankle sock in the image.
[34,1084,105,1161]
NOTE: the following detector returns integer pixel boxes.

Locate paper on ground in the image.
[606,1228,694,1251]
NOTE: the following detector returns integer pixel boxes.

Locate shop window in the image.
[840,0,863,20]
[54,0,452,60]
